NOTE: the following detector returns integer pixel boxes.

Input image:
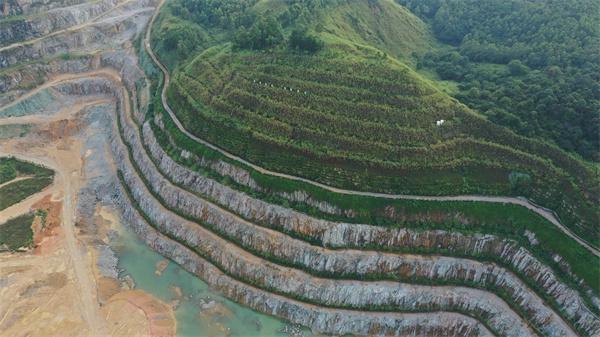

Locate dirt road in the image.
[0,181,54,224]
[0,129,107,337]
[0,65,174,335]
[0,99,111,126]
[0,176,33,189]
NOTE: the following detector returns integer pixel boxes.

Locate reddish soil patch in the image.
[31,195,63,254]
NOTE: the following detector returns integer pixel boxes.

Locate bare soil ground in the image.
[0,76,175,337]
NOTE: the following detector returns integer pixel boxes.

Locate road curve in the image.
[143,0,599,257]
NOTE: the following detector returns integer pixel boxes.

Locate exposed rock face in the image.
[0,0,153,69]
[113,180,494,337]
[323,224,600,332]
[1,0,92,17]
[0,0,122,46]
[101,75,533,336]
[93,65,586,336]
[277,189,356,217]
[3,1,597,335]
[0,55,95,100]
[151,122,353,217]
[0,0,155,104]
[141,120,600,336]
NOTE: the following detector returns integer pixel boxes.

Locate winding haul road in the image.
[143,0,599,257]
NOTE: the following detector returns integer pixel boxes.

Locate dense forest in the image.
[397,0,600,161]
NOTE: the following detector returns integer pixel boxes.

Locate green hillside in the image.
[316,0,434,61]
[151,0,599,245]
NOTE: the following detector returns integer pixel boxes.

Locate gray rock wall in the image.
[105,68,587,336]
[112,178,494,337]
[2,0,91,17]
[108,77,533,336]
[0,1,152,69]
[142,118,599,336]
[0,0,120,46]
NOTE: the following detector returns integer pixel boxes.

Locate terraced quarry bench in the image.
[1,0,599,336]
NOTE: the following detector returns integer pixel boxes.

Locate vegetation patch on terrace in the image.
[0,213,35,251]
[0,157,54,211]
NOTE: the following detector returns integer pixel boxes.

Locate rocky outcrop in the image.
[101,74,534,336]
[142,119,600,336]
[0,0,122,47]
[1,0,91,17]
[114,180,493,337]
[87,63,585,335]
[0,1,153,69]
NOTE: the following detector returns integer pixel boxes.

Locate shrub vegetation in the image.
[0,213,35,251]
[0,157,54,211]
[146,0,599,304]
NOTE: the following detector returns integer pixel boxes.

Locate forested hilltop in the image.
[398,0,600,161]
[150,0,599,246]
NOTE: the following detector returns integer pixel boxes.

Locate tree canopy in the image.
[399,0,600,161]
[234,15,284,50]
[288,28,323,53]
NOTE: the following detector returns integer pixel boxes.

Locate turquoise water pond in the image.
[112,224,314,337]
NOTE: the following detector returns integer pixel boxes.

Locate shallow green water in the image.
[112,224,312,337]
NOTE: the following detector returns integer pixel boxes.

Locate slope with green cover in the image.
[0,157,54,211]
[0,213,35,251]
[152,0,599,245]
[398,0,600,161]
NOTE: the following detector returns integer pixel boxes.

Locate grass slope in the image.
[316,0,434,62]
[0,213,35,251]
[148,0,599,290]
[0,157,54,211]
[0,157,53,184]
[169,51,598,243]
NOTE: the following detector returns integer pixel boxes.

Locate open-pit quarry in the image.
[0,1,598,337]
